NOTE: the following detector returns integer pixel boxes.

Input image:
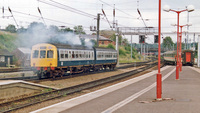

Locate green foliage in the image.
[5,24,17,33]
[43,88,52,92]
[74,25,86,34]
[60,27,73,33]
[90,40,97,47]
[163,36,174,49]
[107,44,115,49]
[119,48,126,56]
[124,45,137,58]
[0,32,17,52]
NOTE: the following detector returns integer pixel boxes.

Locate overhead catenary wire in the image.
[38,0,96,18]
[101,4,112,28]
[8,7,19,28]
[37,7,47,26]
[137,8,147,27]
[99,0,135,18]
[1,7,76,26]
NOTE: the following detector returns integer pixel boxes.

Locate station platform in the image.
[31,66,200,113]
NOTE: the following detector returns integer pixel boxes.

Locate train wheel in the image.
[59,70,65,78]
[103,65,107,71]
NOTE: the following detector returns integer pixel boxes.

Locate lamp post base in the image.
[157,73,162,99]
[176,65,179,80]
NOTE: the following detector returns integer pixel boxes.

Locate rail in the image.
[0,62,162,113]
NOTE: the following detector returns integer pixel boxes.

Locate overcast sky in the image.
[0,0,200,43]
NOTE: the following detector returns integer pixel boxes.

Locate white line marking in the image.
[101,68,176,113]
[30,66,171,113]
[189,66,200,74]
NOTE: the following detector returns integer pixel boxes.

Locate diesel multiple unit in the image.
[31,43,117,78]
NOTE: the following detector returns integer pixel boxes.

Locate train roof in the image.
[94,47,117,52]
[50,43,93,50]
[182,49,194,52]
[163,51,176,54]
[33,43,116,52]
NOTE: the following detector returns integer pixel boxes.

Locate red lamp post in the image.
[157,0,162,100]
[163,5,194,80]
[179,24,192,71]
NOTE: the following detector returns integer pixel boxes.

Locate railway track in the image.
[0,61,162,113]
[0,60,154,81]
[0,68,31,73]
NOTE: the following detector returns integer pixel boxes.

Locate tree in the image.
[60,27,73,33]
[27,22,46,33]
[49,25,59,32]
[5,24,16,33]
[162,36,174,50]
[109,34,123,45]
[73,25,86,34]
[17,27,27,33]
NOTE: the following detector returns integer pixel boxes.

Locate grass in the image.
[0,31,18,52]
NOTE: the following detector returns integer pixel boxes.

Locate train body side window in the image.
[47,50,54,58]
[61,53,64,59]
[65,51,68,59]
[69,51,71,58]
[86,52,88,58]
[75,51,78,58]
[40,50,46,58]
[72,51,75,58]
[33,50,39,58]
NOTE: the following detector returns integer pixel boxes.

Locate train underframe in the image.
[34,63,116,79]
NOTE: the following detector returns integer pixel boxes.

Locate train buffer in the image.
[31,66,200,113]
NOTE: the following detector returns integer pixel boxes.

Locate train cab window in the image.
[33,50,39,58]
[47,50,53,58]
[40,50,46,58]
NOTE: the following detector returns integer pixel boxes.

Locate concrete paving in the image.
[30,66,200,113]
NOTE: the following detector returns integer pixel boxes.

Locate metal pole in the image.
[187,11,189,49]
[157,0,162,100]
[147,45,148,57]
[116,33,119,66]
[180,26,183,72]
[97,13,100,47]
[115,21,119,66]
[141,43,142,55]
[176,12,180,80]
[198,35,200,67]
[131,35,133,60]
[144,43,145,61]
[193,33,195,50]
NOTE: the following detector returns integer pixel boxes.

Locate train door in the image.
[186,52,191,62]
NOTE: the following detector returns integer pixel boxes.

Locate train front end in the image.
[31,43,58,78]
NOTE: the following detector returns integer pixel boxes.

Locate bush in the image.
[119,48,126,56]
[107,44,115,49]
